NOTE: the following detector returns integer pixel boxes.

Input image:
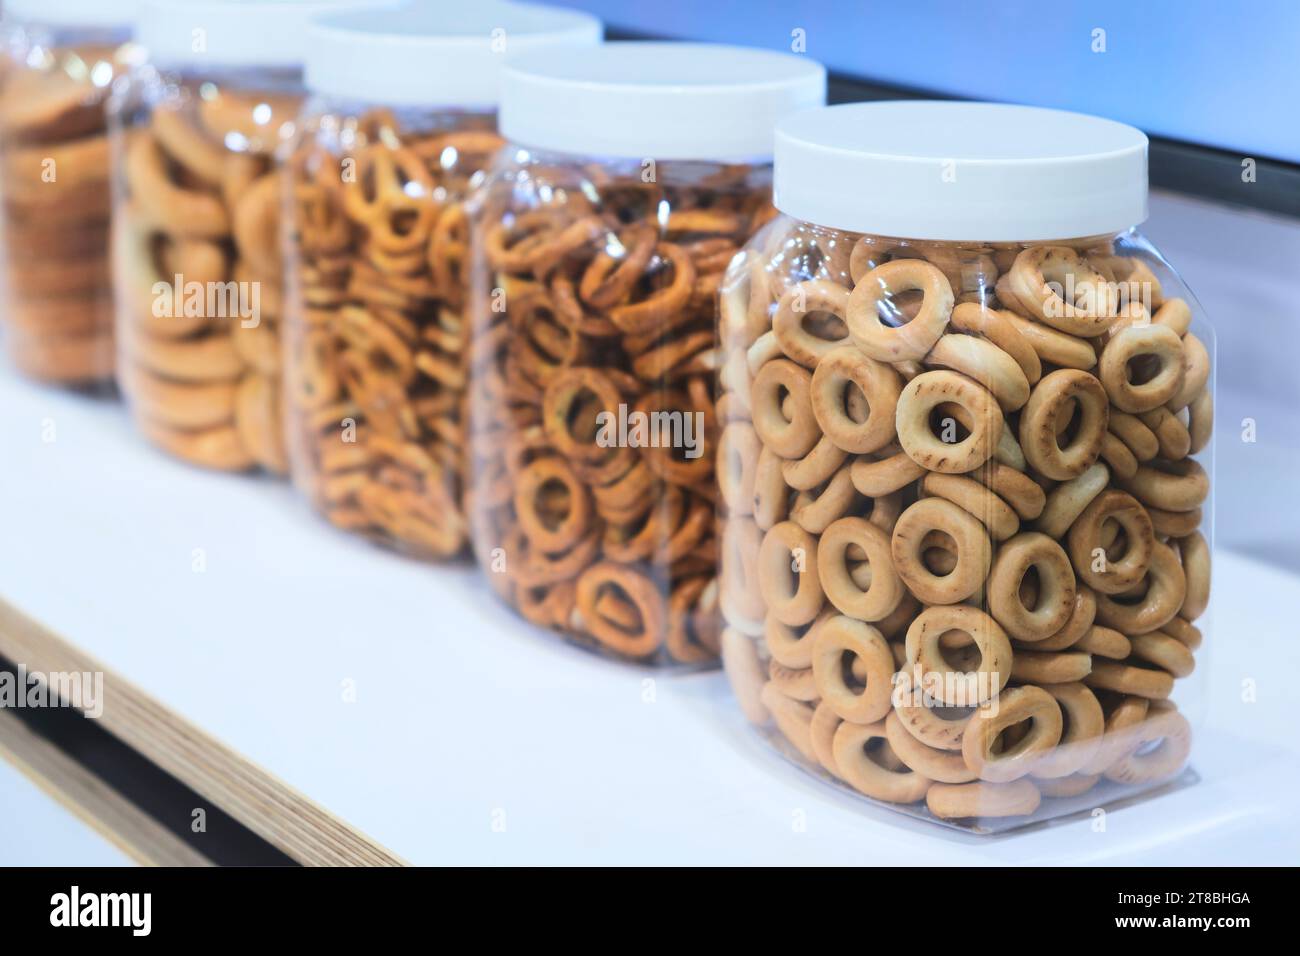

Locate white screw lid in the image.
[501,42,827,162]
[137,0,390,70]
[305,2,603,109]
[774,101,1149,242]
[4,0,139,29]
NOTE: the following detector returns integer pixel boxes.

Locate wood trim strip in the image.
[0,596,405,867]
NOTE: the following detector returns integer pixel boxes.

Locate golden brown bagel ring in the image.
[811,615,896,724]
[816,517,905,621]
[924,333,1030,411]
[896,369,1004,474]
[1103,706,1191,785]
[772,279,851,367]
[1085,661,1174,700]
[574,562,666,658]
[949,301,1042,384]
[1079,695,1150,775]
[1177,530,1211,621]
[922,472,1019,541]
[1098,324,1186,413]
[1030,585,1098,651]
[1036,462,1110,539]
[1130,630,1196,678]
[926,779,1041,819]
[1067,489,1154,594]
[760,683,818,763]
[758,521,825,626]
[846,258,953,362]
[810,345,902,454]
[1187,387,1213,455]
[809,701,845,778]
[751,358,819,459]
[752,445,791,531]
[1009,650,1092,684]
[1019,369,1109,480]
[1168,333,1210,412]
[781,434,849,491]
[1108,410,1160,462]
[790,465,862,534]
[962,685,1063,783]
[904,605,1011,706]
[997,310,1096,372]
[850,447,926,496]
[1073,624,1131,659]
[832,720,933,802]
[885,712,977,783]
[1029,682,1105,779]
[1120,459,1209,513]
[1007,245,1118,336]
[972,460,1045,521]
[1035,773,1100,798]
[1093,541,1186,635]
[987,532,1077,641]
[891,497,992,605]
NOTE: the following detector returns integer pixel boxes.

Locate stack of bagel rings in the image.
[282,110,503,558]
[0,43,129,385]
[466,162,776,663]
[719,225,1209,825]
[113,82,300,472]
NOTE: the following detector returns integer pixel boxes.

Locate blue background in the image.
[553,0,1300,163]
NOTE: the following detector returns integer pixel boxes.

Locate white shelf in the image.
[1,367,1298,865]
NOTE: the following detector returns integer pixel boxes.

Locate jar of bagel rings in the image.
[108,0,383,472]
[0,0,139,386]
[719,102,1212,832]
[466,44,826,664]
[281,4,602,558]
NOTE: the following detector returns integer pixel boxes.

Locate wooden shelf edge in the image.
[0,706,212,867]
[0,597,406,867]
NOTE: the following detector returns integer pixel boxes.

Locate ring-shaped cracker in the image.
[845,258,953,362]
[890,497,992,605]
[896,369,1004,474]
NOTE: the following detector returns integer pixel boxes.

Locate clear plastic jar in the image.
[108,0,381,472]
[467,44,825,663]
[282,4,601,558]
[0,1,138,386]
[720,102,1212,831]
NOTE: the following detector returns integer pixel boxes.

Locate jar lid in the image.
[500,42,827,162]
[774,101,1149,242]
[137,0,387,70]
[4,0,139,29]
[304,2,603,109]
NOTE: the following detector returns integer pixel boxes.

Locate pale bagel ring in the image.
[846,258,953,362]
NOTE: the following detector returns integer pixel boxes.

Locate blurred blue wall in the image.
[552,0,1299,162]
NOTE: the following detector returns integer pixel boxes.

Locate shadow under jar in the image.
[719,102,1213,832]
[0,1,138,387]
[281,3,601,558]
[467,43,826,664]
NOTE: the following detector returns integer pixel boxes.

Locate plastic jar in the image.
[0,0,139,386]
[719,102,1212,831]
[108,0,380,472]
[281,3,601,558]
[466,43,826,664]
